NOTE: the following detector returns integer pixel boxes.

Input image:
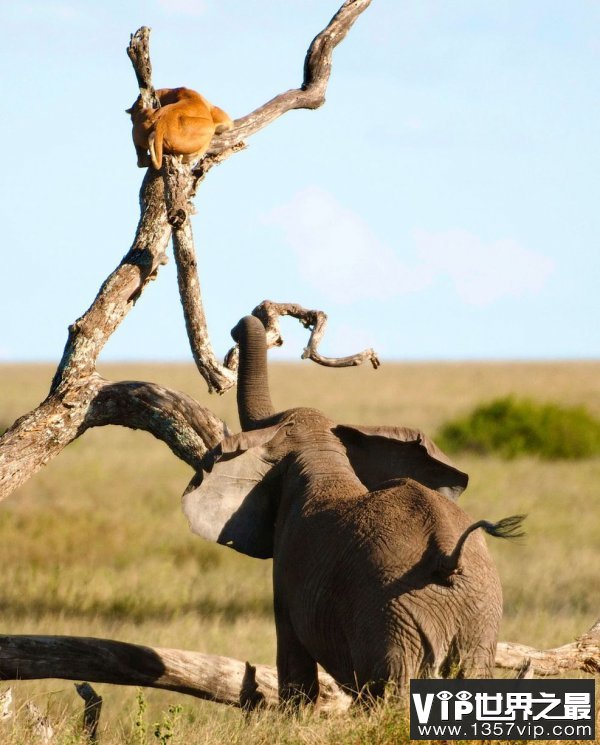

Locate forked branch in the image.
[130,1,375,389]
[256,300,380,369]
[224,301,381,372]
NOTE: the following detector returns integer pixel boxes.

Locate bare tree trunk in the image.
[0,169,174,500]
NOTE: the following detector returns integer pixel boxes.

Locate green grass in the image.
[438,396,600,459]
[0,360,599,743]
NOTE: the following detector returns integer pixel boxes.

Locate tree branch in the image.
[163,158,237,394]
[126,27,159,108]
[199,0,374,174]
[74,683,102,744]
[224,301,380,372]
[86,380,227,470]
[0,375,226,501]
[257,300,380,368]
[51,171,170,396]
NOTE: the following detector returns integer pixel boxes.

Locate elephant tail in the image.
[439,514,526,577]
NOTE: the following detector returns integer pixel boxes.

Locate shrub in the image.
[437,396,600,460]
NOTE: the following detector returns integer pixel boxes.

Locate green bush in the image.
[437,396,600,460]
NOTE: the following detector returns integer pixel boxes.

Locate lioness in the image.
[127,87,233,169]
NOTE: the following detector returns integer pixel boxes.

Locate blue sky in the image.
[2,0,599,363]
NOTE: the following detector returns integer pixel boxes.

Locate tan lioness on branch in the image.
[127,87,233,169]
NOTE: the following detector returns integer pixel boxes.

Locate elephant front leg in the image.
[275,610,319,706]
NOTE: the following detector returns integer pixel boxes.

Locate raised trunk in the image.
[231,316,276,431]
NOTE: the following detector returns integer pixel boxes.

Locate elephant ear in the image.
[182,424,284,559]
[333,424,468,500]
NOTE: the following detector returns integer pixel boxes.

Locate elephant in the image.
[183,315,524,703]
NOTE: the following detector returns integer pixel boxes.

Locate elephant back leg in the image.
[350,635,416,699]
[275,606,319,705]
[349,659,410,702]
[455,637,497,679]
[453,592,501,679]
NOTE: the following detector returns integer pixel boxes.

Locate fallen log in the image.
[0,620,598,713]
[495,618,600,676]
[0,635,351,713]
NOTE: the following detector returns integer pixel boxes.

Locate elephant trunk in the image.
[439,514,526,577]
[231,315,276,431]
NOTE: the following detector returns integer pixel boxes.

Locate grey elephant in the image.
[183,316,523,703]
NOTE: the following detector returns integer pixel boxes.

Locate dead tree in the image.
[0,0,377,503]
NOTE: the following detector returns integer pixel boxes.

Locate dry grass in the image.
[0,360,599,743]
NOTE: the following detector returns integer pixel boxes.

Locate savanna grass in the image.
[0,360,599,742]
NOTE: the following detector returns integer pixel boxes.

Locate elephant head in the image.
[183,316,521,701]
[184,316,469,559]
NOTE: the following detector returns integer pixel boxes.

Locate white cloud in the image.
[156,0,207,16]
[414,229,555,306]
[265,187,429,303]
[4,2,83,22]
[266,187,555,307]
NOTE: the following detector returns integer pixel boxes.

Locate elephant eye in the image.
[436,690,452,701]
[456,691,472,700]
